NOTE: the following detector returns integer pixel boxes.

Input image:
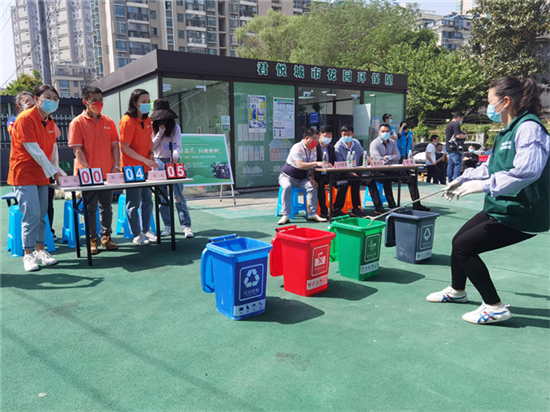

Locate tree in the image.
[290,0,420,69]
[467,0,550,81]
[374,43,488,119]
[235,9,299,62]
[1,70,43,96]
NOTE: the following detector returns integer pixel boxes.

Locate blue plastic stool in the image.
[115,194,156,239]
[363,182,388,207]
[7,205,56,257]
[61,199,101,248]
[275,186,308,218]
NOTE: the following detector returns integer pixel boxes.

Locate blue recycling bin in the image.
[201,234,273,320]
[385,210,440,264]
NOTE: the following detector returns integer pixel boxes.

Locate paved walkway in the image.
[1,183,549,412]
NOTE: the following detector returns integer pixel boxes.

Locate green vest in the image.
[483,111,550,232]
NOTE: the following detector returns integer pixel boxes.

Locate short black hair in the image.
[126,88,150,118]
[320,125,333,134]
[382,113,392,122]
[400,120,408,128]
[341,124,354,133]
[453,111,464,119]
[35,84,60,100]
[436,143,443,148]
[430,134,439,142]
[82,86,103,100]
[379,123,391,130]
[303,127,319,138]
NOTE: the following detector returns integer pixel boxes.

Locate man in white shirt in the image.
[425,135,440,183]
[278,128,327,225]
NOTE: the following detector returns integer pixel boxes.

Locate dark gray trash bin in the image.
[385,210,440,264]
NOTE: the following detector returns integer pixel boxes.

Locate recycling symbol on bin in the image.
[423,227,431,242]
[244,269,260,288]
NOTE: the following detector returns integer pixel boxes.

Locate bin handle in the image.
[275,224,297,233]
[208,234,237,244]
[200,249,215,293]
[269,236,283,277]
[332,215,350,222]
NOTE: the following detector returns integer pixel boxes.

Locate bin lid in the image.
[205,234,273,257]
[274,224,336,243]
[384,209,440,247]
[329,215,386,232]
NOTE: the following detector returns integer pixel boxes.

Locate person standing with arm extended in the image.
[69,86,120,255]
[397,120,413,162]
[7,85,66,271]
[427,76,549,324]
[151,99,194,238]
[119,89,158,246]
[446,111,468,182]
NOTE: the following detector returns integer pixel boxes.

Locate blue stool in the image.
[2,192,18,207]
[7,205,56,257]
[275,187,308,218]
[363,182,388,207]
[115,194,156,239]
[61,199,101,248]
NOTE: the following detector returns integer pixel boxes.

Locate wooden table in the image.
[55,178,193,266]
[314,164,420,221]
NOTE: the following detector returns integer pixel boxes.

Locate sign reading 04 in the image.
[123,165,146,182]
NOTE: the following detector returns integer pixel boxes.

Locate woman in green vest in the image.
[426,76,549,325]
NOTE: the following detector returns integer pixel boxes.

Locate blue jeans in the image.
[126,187,153,236]
[14,185,48,250]
[155,158,192,228]
[447,151,463,182]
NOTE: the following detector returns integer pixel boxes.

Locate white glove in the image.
[455,180,485,200]
[441,180,460,201]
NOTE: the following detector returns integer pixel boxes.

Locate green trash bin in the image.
[328,215,386,280]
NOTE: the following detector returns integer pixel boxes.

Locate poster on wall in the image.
[248,95,266,133]
[273,97,295,139]
[178,134,234,187]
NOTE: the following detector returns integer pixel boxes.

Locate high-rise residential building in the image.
[92,0,311,79]
[455,0,478,15]
[11,0,95,97]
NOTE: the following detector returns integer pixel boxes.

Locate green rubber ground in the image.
[1,183,549,412]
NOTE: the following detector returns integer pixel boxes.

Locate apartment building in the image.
[455,0,478,15]
[11,0,95,97]
[92,0,311,78]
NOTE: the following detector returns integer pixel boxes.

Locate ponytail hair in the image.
[490,76,542,117]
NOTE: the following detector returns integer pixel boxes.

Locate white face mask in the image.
[320,137,332,145]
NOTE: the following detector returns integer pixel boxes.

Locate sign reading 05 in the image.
[165,163,186,180]
[78,168,104,186]
[123,165,146,183]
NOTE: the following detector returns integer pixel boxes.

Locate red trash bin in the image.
[270,225,336,297]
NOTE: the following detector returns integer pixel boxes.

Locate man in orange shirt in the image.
[69,87,120,254]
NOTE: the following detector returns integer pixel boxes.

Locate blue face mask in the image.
[388,119,393,124]
[321,137,332,145]
[41,99,58,114]
[342,136,352,143]
[380,132,390,141]
[139,103,151,114]
[458,120,462,125]
[487,99,504,123]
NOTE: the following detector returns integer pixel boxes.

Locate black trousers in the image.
[451,211,534,305]
[315,173,331,215]
[333,173,362,210]
[365,173,397,210]
[426,165,440,183]
[47,186,55,234]
[436,162,447,184]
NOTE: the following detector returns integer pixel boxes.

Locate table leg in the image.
[154,187,161,245]
[328,175,334,222]
[81,194,92,266]
[169,183,175,251]
[397,177,402,207]
[72,192,81,259]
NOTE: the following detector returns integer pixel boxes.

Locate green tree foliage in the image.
[234,9,299,62]
[374,43,488,118]
[1,70,43,96]
[290,0,419,68]
[467,0,550,81]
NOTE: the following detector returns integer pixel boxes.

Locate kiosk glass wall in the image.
[363,91,405,140]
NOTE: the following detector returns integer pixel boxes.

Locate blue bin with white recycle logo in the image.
[201,234,273,320]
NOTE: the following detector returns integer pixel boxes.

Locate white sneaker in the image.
[145,231,158,242]
[133,233,151,246]
[426,286,468,303]
[278,215,290,225]
[183,226,195,238]
[462,303,511,325]
[34,249,57,266]
[161,226,172,237]
[23,254,40,272]
[308,214,327,222]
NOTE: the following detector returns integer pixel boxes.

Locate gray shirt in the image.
[370,137,400,164]
[334,138,365,164]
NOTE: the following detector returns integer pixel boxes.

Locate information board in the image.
[273,97,295,139]
[178,134,234,187]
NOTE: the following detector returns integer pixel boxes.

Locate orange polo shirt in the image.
[69,110,119,178]
[8,106,57,186]
[119,114,153,170]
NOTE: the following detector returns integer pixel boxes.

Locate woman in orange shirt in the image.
[8,85,66,272]
[119,89,158,246]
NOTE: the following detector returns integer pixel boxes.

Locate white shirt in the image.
[425,143,436,166]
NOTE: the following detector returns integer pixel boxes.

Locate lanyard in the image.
[301,142,312,163]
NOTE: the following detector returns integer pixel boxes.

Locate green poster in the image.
[178,134,234,187]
